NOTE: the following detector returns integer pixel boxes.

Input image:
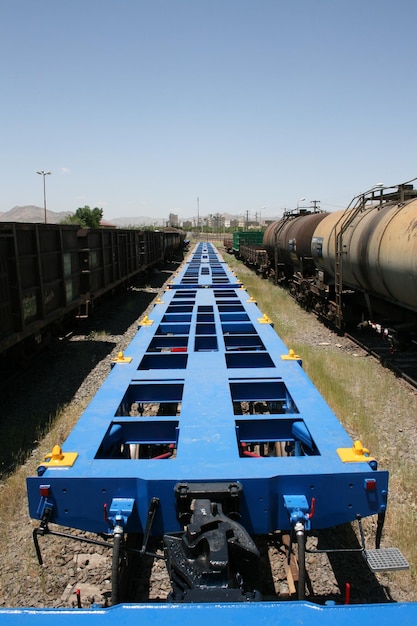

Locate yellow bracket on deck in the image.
[281,349,302,366]
[112,351,132,364]
[258,313,272,324]
[281,348,301,361]
[43,445,78,468]
[337,440,376,463]
[139,315,154,326]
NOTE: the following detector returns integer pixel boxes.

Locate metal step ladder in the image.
[364,547,409,572]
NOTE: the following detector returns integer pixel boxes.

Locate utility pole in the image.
[36,170,52,223]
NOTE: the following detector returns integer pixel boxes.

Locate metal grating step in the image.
[364,548,409,572]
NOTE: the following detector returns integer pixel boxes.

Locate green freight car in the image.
[232,231,264,256]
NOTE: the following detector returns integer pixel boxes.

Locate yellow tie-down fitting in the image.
[258,313,273,325]
[247,296,257,304]
[139,315,154,326]
[42,445,78,468]
[337,440,377,467]
[112,351,132,364]
[281,349,302,366]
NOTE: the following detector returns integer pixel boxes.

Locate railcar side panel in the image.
[0,223,81,353]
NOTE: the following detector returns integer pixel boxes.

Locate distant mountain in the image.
[0,207,169,227]
[0,205,72,223]
[0,206,275,228]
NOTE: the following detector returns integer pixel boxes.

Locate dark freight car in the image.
[239,243,269,276]
[77,228,164,302]
[0,223,184,358]
[0,223,82,354]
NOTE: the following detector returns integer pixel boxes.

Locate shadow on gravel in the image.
[0,338,116,478]
[0,263,179,479]
[314,524,393,604]
[85,266,177,337]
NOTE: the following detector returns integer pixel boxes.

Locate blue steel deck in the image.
[2,600,417,626]
[27,242,387,537]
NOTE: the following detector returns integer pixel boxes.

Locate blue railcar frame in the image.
[27,242,388,536]
[9,242,415,622]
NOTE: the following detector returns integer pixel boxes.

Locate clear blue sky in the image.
[1,0,416,221]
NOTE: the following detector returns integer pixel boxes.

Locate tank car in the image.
[263,209,328,279]
[257,180,417,338]
[261,209,328,310]
[3,242,414,624]
[310,181,417,330]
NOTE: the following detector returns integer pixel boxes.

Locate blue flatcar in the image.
[2,242,415,625]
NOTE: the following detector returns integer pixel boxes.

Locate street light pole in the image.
[36,170,52,223]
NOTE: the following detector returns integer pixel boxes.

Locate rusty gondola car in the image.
[0,223,185,358]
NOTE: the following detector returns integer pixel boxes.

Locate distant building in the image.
[168,213,179,227]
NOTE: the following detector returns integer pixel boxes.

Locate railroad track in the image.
[114,528,384,604]
[345,329,417,390]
